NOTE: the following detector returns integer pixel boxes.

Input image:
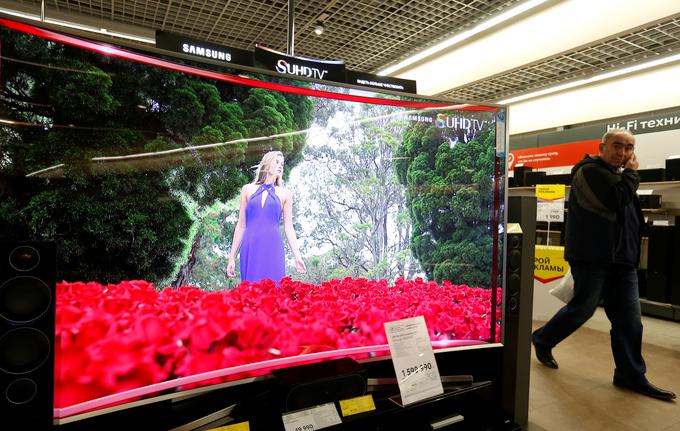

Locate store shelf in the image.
[640,298,680,321]
[513,180,680,323]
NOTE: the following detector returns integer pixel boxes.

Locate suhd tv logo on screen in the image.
[435,114,489,130]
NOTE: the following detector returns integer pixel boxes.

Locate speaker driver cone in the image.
[9,246,40,272]
[6,378,38,404]
[0,277,52,323]
[0,328,51,374]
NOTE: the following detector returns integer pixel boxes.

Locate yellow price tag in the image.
[208,421,249,431]
[339,394,376,417]
[535,184,565,201]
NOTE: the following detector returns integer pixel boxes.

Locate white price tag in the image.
[384,316,443,406]
[536,200,564,222]
[281,403,342,431]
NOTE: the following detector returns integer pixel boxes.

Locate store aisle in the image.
[528,309,680,431]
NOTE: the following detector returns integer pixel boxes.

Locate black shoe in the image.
[531,332,558,369]
[613,376,677,401]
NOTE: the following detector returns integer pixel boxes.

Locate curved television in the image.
[0,18,508,423]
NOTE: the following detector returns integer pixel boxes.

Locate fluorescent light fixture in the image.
[497,52,680,105]
[43,17,155,44]
[0,7,40,21]
[377,0,548,76]
[0,7,154,44]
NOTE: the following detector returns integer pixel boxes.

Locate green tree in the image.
[0,30,311,286]
[291,103,421,283]
[395,116,497,287]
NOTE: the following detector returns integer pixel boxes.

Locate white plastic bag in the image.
[549,267,574,303]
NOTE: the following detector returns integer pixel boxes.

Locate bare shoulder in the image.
[276,186,293,202]
[242,183,257,199]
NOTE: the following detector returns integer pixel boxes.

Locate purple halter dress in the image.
[239,183,285,284]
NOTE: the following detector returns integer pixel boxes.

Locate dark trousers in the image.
[533,262,647,383]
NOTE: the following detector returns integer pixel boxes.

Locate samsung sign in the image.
[155,33,416,94]
[156,31,253,67]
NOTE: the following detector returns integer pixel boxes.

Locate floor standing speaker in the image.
[0,241,55,429]
[646,226,671,303]
[670,218,680,306]
[502,196,536,428]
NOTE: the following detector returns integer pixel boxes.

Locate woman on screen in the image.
[226,150,306,285]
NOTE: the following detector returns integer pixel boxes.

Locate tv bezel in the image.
[0,16,510,425]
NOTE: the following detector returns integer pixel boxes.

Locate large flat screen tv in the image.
[0,18,508,423]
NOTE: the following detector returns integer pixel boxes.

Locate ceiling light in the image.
[0,7,41,21]
[0,8,154,44]
[314,23,324,36]
[377,0,549,76]
[496,52,680,105]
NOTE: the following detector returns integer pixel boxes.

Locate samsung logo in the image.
[275,59,328,80]
[182,43,232,62]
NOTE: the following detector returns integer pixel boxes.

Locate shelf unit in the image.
[509,180,680,322]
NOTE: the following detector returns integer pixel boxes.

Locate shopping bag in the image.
[549,267,574,303]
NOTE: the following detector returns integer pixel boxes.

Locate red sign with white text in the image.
[509,140,600,170]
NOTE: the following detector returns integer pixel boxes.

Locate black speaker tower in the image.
[503,196,536,428]
[1,241,56,429]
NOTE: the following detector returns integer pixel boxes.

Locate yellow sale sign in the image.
[535,184,566,201]
[534,245,569,283]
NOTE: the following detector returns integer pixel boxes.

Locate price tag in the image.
[339,394,376,417]
[208,422,250,431]
[281,402,342,431]
[536,201,564,222]
[384,316,443,406]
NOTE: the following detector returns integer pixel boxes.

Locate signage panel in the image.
[155,31,253,67]
[346,70,417,94]
[254,45,346,82]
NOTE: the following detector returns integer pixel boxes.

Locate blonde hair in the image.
[253,150,284,186]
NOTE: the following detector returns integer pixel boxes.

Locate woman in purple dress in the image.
[226,151,306,285]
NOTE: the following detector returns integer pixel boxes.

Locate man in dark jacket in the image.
[531,128,676,401]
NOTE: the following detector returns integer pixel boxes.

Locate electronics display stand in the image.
[268,357,498,430]
[271,357,367,412]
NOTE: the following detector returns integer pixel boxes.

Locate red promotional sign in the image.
[509,140,600,170]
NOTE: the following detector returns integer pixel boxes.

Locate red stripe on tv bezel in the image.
[0,18,497,112]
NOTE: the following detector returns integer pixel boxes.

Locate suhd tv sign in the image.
[255,45,347,83]
[275,59,329,80]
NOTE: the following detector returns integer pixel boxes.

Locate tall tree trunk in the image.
[171,232,202,288]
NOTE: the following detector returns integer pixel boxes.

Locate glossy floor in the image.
[529,308,680,431]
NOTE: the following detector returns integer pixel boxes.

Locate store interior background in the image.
[1,1,679,430]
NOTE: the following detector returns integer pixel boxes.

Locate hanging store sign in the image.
[155,31,253,67]
[254,45,347,82]
[346,70,417,94]
[155,33,418,94]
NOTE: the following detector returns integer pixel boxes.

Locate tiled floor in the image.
[528,308,680,431]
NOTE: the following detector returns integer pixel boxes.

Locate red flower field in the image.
[55,277,501,408]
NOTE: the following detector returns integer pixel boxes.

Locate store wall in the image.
[507,61,680,136]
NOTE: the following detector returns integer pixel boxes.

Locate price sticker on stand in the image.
[536,184,565,223]
[384,316,443,406]
[281,402,342,431]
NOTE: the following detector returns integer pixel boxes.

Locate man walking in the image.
[531,128,675,401]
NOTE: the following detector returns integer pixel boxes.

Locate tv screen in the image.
[0,19,507,420]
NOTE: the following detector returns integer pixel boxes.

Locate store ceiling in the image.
[4,0,680,103]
